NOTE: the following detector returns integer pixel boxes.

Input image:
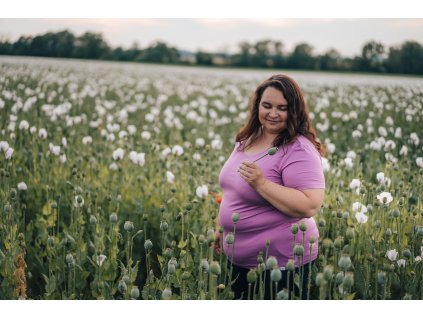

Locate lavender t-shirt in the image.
[218,135,325,269]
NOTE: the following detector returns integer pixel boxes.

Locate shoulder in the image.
[291,135,320,156]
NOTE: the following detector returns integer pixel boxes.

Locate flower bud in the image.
[66,253,74,264]
[247,269,257,283]
[299,222,307,232]
[47,236,55,247]
[122,275,130,284]
[181,271,191,280]
[322,238,333,250]
[167,263,176,275]
[201,259,209,272]
[4,203,11,213]
[318,219,326,227]
[309,236,316,244]
[89,215,97,225]
[402,249,412,259]
[130,286,140,299]
[266,256,278,269]
[162,288,172,300]
[10,188,17,200]
[109,213,118,223]
[270,268,282,282]
[118,280,127,293]
[198,235,206,245]
[160,221,168,232]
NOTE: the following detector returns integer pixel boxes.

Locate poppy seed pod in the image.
[286,259,295,272]
[270,268,282,282]
[231,212,240,223]
[293,245,304,256]
[342,272,354,289]
[247,269,257,283]
[335,272,344,285]
[225,233,234,245]
[323,265,333,280]
[124,221,134,232]
[338,255,352,271]
[130,286,140,299]
[210,261,221,275]
[291,224,299,235]
[160,221,168,232]
[299,222,307,232]
[266,256,278,269]
[315,273,326,287]
[201,259,209,272]
[144,239,153,251]
[276,289,289,300]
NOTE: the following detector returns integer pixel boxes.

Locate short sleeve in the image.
[281,142,325,190]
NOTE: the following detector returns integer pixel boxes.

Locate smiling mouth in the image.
[267,120,281,123]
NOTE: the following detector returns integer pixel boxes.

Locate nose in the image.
[268,107,278,118]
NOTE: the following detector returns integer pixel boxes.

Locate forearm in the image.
[254,179,317,218]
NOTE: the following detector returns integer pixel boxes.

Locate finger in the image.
[239,165,253,174]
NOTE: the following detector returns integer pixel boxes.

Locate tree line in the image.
[1,30,422,75]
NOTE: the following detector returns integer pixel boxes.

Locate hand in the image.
[237,160,267,189]
[213,231,222,255]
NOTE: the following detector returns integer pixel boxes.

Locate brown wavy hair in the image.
[236,74,326,156]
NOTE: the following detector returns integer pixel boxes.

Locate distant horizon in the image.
[1,19,423,58]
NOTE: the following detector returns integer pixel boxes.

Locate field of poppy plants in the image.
[0,56,422,300]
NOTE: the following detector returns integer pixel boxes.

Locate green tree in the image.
[360,40,386,72]
[288,43,315,69]
[195,51,213,65]
[73,32,110,59]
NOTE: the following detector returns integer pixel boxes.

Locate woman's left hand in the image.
[238,160,267,189]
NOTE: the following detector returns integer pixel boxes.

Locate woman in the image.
[215,74,325,300]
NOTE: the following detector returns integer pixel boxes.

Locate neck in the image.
[260,130,277,145]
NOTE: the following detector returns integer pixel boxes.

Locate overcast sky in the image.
[1,19,423,57]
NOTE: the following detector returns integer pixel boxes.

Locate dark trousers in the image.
[227,260,314,300]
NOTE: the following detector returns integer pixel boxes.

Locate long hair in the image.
[236,74,326,156]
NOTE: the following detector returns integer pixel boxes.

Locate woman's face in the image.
[258,86,289,136]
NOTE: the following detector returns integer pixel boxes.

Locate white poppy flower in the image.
[172,145,184,156]
[19,120,29,130]
[38,128,48,139]
[355,212,368,224]
[5,147,14,160]
[112,148,125,161]
[196,185,208,199]
[166,171,175,184]
[82,136,92,145]
[377,192,393,205]
[349,179,361,190]
[96,254,107,267]
[17,182,27,191]
[397,259,406,268]
[386,249,398,261]
[141,131,151,140]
